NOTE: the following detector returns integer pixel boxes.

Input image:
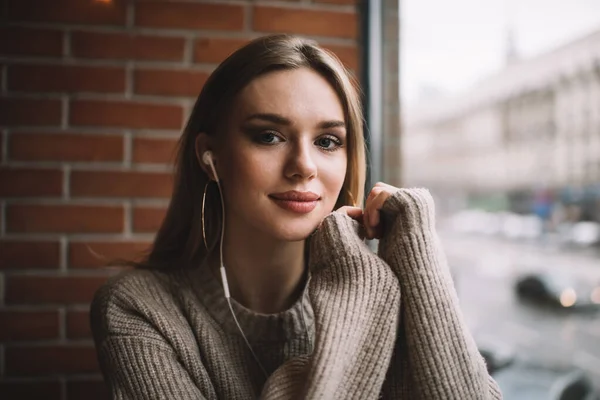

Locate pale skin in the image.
[196,67,399,314]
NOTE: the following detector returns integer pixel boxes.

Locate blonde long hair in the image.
[141,34,366,270]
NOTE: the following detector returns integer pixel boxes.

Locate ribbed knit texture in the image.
[91,189,503,399]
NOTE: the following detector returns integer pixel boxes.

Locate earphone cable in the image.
[225,296,269,379]
[209,165,269,379]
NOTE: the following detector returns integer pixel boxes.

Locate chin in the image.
[270,220,321,242]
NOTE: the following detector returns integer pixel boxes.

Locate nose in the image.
[285,139,317,180]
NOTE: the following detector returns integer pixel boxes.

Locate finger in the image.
[365,207,384,239]
[364,186,383,210]
[365,185,382,204]
[372,218,384,239]
[365,211,381,240]
[373,181,397,191]
[337,206,367,239]
[364,188,383,238]
[362,209,373,239]
[364,188,383,227]
[368,190,392,228]
[364,182,400,238]
[336,206,363,221]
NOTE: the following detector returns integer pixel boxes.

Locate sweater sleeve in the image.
[260,212,402,399]
[377,188,502,399]
[90,272,212,400]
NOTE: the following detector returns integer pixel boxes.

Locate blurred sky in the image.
[401,0,600,106]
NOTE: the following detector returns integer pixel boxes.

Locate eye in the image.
[257,131,284,144]
[315,135,343,151]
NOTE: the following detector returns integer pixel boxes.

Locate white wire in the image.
[225,296,269,378]
[208,161,269,379]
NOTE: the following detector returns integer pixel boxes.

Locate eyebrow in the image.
[244,113,346,129]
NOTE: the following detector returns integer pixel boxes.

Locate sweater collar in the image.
[190,263,314,343]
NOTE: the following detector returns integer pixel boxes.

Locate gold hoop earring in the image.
[202,181,210,249]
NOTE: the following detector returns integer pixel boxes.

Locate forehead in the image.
[233,67,344,123]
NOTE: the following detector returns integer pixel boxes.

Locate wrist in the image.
[381,188,436,233]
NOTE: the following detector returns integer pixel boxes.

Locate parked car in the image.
[515,271,600,310]
[494,363,599,400]
[480,345,599,400]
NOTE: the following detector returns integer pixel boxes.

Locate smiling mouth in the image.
[269,191,320,214]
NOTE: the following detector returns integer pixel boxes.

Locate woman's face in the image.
[214,67,348,242]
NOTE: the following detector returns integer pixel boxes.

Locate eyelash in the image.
[255,131,344,152]
[315,135,343,152]
[256,131,283,145]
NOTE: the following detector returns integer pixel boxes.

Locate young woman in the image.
[91,34,502,399]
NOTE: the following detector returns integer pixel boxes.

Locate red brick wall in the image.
[0,0,360,398]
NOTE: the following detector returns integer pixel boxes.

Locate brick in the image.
[7,0,126,26]
[253,6,357,39]
[134,69,208,97]
[10,132,124,162]
[0,98,62,126]
[69,241,151,269]
[136,2,244,31]
[67,380,109,400]
[0,167,63,197]
[6,204,124,233]
[133,206,167,233]
[324,44,359,71]
[5,275,108,304]
[0,240,60,269]
[193,37,249,64]
[0,381,61,400]
[70,100,183,130]
[72,31,185,62]
[0,310,60,340]
[71,171,173,198]
[66,310,91,339]
[133,136,178,164]
[5,345,99,375]
[0,27,63,57]
[8,64,126,93]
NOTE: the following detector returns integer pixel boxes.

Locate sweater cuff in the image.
[380,188,436,234]
[308,212,369,273]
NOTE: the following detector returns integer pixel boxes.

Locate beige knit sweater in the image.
[91,189,502,399]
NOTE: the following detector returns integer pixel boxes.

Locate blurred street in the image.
[402,0,600,396]
[441,232,600,388]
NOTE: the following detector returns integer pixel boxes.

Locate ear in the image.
[195,133,216,180]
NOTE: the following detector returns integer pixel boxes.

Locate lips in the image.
[270,191,320,201]
[269,191,320,214]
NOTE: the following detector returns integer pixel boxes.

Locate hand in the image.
[337,182,400,240]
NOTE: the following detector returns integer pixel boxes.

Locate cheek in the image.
[320,155,347,198]
[219,148,275,193]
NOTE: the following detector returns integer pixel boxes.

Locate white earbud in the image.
[202,151,219,183]
[202,150,213,166]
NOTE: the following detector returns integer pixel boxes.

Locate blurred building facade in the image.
[404,28,600,215]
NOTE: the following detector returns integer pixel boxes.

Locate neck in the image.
[210,225,308,314]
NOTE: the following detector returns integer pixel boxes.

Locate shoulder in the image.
[92,268,168,310]
[90,268,185,340]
